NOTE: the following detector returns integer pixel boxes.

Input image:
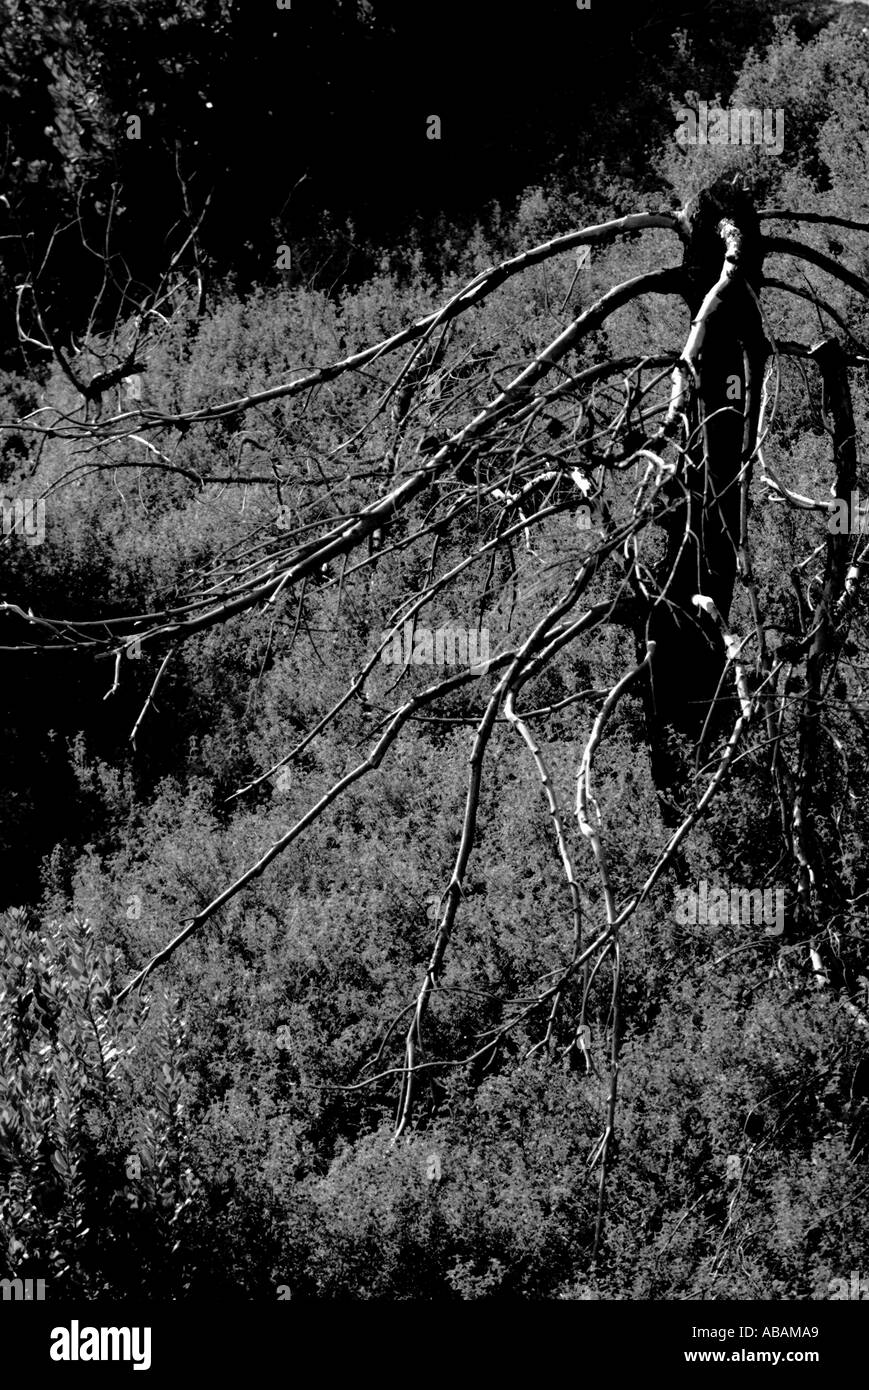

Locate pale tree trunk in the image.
[633,184,768,823]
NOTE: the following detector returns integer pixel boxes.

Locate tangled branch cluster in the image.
[5,193,869,1254]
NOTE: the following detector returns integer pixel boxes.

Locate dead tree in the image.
[4,176,869,1256]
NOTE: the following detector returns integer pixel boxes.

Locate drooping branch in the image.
[761,277,869,355]
[6,268,683,657]
[759,210,869,234]
[394,577,626,1136]
[763,234,869,304]
[67,212,684,437]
